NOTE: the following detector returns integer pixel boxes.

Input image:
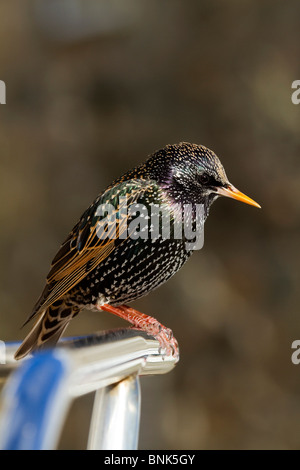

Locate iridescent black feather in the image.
[15,142,256,359]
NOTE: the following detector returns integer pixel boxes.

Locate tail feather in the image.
[14,301,79,360]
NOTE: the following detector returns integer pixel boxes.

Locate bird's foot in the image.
[101,304,179,362]
[132,321,179,361]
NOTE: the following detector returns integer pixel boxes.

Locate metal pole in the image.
[0,330,176,450]
[87,375,141,450]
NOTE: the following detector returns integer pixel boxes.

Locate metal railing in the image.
[0,329,177,450]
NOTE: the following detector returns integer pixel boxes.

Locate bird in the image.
[14,142,260,360]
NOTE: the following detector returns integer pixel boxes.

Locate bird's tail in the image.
[14,300,79,360]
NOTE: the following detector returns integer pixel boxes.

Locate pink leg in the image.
[100,304,179,362]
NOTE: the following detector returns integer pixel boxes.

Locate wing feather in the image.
[28,178,152,322]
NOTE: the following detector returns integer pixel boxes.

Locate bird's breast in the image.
[73,235,192,307]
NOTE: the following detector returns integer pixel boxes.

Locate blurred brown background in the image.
[1,0,300,449]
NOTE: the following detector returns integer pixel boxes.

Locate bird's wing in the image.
[26,178,152,324]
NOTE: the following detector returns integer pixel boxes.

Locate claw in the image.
[100,303,180,361]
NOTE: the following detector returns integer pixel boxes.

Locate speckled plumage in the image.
[15,142,260,360]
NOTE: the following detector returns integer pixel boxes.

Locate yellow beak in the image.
[216,184,261,209]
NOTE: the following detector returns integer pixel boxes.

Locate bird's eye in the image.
[199,173,210,185]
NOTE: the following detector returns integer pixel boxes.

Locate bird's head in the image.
[148,142,260,216]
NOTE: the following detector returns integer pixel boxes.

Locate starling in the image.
[15,143,260,360]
